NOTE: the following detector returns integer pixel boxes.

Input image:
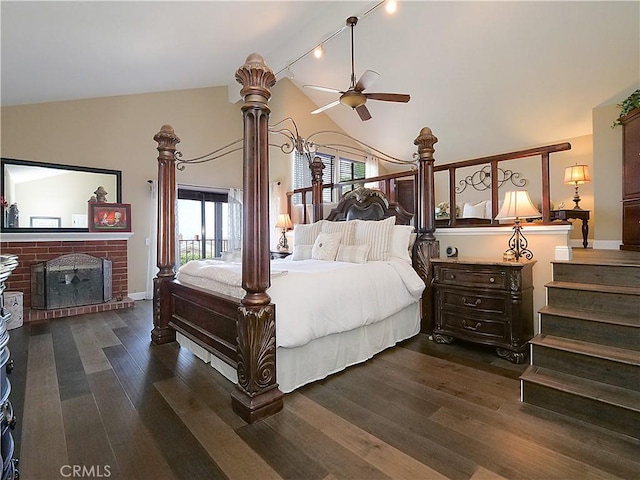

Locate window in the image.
[292,152,334,204]
[177,188,228,264]
[338,157,366,193]
[292,152,366,203]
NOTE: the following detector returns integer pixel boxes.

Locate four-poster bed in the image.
[151,54,439,423]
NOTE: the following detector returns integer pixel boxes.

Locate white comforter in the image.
[177,258,425,349]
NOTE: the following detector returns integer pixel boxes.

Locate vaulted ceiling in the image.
[2,1,638,162]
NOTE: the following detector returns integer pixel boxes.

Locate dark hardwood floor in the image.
[8,300,640,479]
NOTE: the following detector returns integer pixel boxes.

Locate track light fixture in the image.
[273,1,399,79]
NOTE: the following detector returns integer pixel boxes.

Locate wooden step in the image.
[539,306,640,350]
[520,366,640,439]
[570,248,640,265]
[545,281,640,319]
[552,261,640,288]
[530,335,640,391]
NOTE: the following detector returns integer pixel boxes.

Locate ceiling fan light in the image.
[340,92,366,108]
[313,44,325,59]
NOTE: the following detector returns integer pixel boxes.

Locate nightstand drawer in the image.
[438,312,506,340]
[440,289,507,315]
[436,266,507,289]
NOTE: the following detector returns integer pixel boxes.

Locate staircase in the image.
[520,249,640,439]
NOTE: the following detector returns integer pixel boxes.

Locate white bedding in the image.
[176,257,425,349]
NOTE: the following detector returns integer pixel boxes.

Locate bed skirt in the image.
[176,302,420,393]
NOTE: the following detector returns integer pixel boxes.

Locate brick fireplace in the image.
[0,234,134,321]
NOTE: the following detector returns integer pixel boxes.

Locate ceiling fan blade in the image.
[355,70,380,92]
[355,104,372,121]
[311,99,341,115]
[304,84,343,94]
[365,93,411,103]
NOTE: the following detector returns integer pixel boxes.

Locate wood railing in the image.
[286,171,418,223]
[287,142,571,226]
[434,142,571,226]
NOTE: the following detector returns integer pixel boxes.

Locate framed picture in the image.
[30,216,61,228]
[88,202,131,232]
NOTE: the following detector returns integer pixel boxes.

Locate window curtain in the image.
[227,188,243,252]
[270,182,283,250]
[145,180,158,300]
[365,155,379,188]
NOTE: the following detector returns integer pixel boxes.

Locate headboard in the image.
[326,187,413,225]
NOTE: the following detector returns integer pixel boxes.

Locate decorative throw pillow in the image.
[352,216,396,262]
[462,201,488,219]
[294,221,324,246]
[390,224,415,263]
[336,244,370,264]
[321,220,354,245]
[292,244,313,261]
[311,232,343,261]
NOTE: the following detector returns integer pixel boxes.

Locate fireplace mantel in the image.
[0,232,134,242]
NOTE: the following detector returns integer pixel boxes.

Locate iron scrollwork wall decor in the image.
[456,165,527,194]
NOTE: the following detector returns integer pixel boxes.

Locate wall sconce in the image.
[495,190,542,261]
[275,213,293,252]
[563,164,591,210]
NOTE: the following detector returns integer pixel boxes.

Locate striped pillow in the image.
[352,216,396,262]
[292,245,313,261]
[321,220,354,245]
[294,221,324,246]
[336,244,370,264]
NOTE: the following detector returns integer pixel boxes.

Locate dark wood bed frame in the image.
[150,53,439,423]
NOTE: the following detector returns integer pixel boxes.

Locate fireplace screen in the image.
[31,253,112,310]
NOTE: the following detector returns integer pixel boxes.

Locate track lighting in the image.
[313,44,325,59]
[385,0,397,14]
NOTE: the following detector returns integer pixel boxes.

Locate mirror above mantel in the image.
[1,157,122,232]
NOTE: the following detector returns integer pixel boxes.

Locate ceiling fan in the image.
[304,16,410,121]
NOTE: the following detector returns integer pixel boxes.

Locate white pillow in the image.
[292,244,313,261]
[352,216,396,262]
[294,221,324,246]
[336,244,370,264]
[321,220,354,245]
[462,201,488,219]
[390,225,414,263]
[312,232,343,261]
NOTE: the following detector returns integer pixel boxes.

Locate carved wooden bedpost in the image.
[413,127,440,333]
[310,156,325,222]
[231,53,284,423]
[151,124,181,345]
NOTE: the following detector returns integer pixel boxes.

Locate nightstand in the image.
[270,250,291,260]
[431,257,535,364]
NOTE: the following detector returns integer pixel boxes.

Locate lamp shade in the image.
[564,164,591,185]
[275,213,293,229]
[495,191,542,221]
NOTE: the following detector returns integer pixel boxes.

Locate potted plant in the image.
[612,89,640,127]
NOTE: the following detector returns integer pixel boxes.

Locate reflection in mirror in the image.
[1,158,122,231]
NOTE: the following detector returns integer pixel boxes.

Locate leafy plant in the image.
[612,89,640,127]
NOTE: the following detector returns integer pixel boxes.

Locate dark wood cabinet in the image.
[431,258,535,364]
[620,107,640,251]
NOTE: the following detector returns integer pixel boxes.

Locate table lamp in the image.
[564,164,591,209]
[275,213,293,252]
[495,190,542,261]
